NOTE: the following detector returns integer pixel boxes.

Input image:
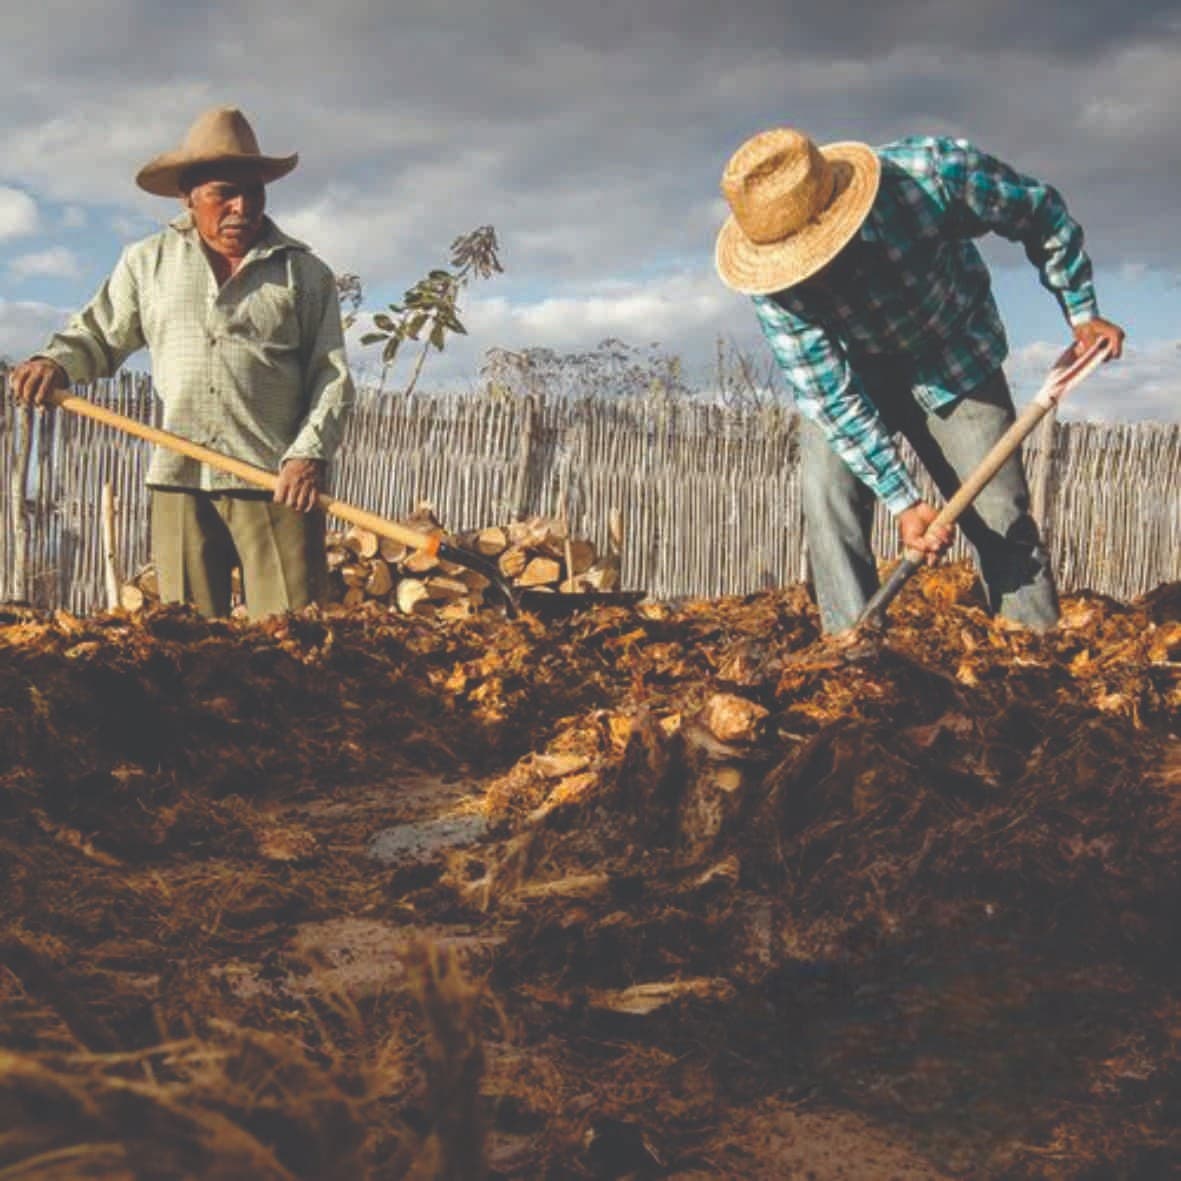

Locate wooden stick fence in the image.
[2,373,1178,612]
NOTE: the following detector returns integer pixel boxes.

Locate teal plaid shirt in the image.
[753,136,1099,514]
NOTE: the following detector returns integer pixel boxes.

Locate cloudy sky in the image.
[1,0,1178,418]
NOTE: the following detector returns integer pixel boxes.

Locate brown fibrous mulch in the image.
[1,562,1178,1178]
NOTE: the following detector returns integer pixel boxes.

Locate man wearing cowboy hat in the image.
[716,129,1125,634]
[8,106,355,619]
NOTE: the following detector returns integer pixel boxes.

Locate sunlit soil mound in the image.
[1,563,1177,1178]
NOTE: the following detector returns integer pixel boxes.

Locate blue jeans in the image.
[799,366,1059,634]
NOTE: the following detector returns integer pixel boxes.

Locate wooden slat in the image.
[0,374,1178,610]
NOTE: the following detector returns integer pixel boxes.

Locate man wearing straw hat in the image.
[8,106,355,619]
[715,129,1125,634]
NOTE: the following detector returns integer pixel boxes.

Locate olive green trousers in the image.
[149,487,326,619]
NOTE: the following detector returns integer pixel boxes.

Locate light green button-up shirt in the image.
[40,212,355,491]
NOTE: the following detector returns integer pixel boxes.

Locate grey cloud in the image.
[0,0,1176,415]
[451,0,1179,62]
[4,3,1178,272]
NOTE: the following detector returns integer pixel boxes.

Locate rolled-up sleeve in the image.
[39,248,146,383]
[283,262,355,466]
[754,295,921,515]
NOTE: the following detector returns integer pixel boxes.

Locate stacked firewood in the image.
[325,505,623,618]
[115,506,622,617]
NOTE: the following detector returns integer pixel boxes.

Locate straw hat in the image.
[715,128,880,295]
[135,106,298,198]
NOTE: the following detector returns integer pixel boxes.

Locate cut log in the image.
[365,558,394,598]
[340,562,369,589]
[498,546,529,580]
[343,526,380,559]
[396,578,432,615]
[475,526,509,556]
[378,536,408,564]
[402,547,441,575]
[120,584,145,611]
[326,545,349,572]
[341,585,366,608]
[517,557,562,588]
[508,515,564,552]
[424,575,470,601]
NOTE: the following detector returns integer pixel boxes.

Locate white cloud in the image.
[111,213,162,241]
[8,246,82,280]
[1007,338,1181,421]
[62,205,87,229]
[0,297,68,360]
[0,187,39,240]
[344,267,758,390]
[467,272,732,348]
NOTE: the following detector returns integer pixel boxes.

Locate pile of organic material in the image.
[0,563,1177,1179]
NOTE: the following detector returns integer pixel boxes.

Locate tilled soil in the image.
[1,562,1178,1179]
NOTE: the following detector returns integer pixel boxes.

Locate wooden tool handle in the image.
[47,390,440,556]
[901,339,1111,562]
[900,398,1048,562]
[859,339,1109,628]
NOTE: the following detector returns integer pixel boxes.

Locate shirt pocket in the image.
[228,270,301,348]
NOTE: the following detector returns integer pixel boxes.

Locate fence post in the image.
[511,394,537,520]
[102,481,122,610]
[10,405,33,605]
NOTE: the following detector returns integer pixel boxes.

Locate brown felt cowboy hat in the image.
[135,106,298,198]
[715,127,880,295]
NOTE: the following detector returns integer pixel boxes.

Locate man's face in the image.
[183,163,266,257]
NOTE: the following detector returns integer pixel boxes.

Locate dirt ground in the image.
[1,562,1178,1179]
